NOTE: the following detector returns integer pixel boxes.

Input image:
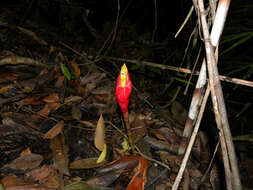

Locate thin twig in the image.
[94,0,121,62]
[184,46,202,95]
[175,6,194,38]
[152,0,158,42]
[145,168,168,189]
[179,25,198,69]
[103,56,253,88]
[107,121,128,140]
[200,140,220,185]
[100,0,120,58]
[19,0,34,26]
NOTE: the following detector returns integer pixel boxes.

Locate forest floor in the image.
[0,4,253,190]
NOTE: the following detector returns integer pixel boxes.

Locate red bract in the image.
[126,156,148,190]
[116,64,132,114]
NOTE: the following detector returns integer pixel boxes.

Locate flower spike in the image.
[116,64,135,153]
[116,64,132,114]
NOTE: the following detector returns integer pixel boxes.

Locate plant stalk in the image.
[123,112,135,153]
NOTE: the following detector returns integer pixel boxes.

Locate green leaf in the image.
[225,63,250,76]
[60,63,72,80]
[175,77,193,86]
[221,31,253,55]
[236,103,251,118]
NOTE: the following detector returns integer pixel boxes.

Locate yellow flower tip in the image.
[96,144,107,163]
[120,64,128,87]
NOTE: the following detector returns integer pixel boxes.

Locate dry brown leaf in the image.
[23,86,33,93]
[85,82,116,115]
[85,169,123,187]
[70,158,105,169]
[130,114,147,143]
[0,49,16,56]
[43,93,60,103]
[1,175,27,188]
[91,86,110,95]
[150,127,180,144]
[31,104,50,121]
[0,85,12,94]
[5,153,43,170]
[36,68,50,86]
[38,104,51,117]
[49,45,56,53]
[5,184,48,190]
[16,97,42,106]
[19,78,37,92]
[156,151,174,165]
[71,105,82,120]
[96,155,139,174]
[78,120,96,128]
[80,73,106,86]
[210,165,220,190]
[71,61,80,77]
[64,96,83,104]
[64,181,114,190]
[77,85,86,97]
[21,148,32,155]
[94,114,105,151]
[188,167,202,178]
[0,72,17,83]
[50,134,69,175]
[183,169,190,190]
[48,102,62,112]
[25,165,53,182]
[24,165,59,189]
[144,136,178,154]
[171,101,187,125]
[55,75,65,88]
[43,120,64,139]
[0,176,49,190]
[43,173,59,189]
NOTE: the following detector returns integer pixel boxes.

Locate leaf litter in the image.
[0,11,239,190]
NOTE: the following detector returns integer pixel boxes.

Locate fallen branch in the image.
[0,56,45,67]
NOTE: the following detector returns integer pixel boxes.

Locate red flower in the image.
[116,64,132,114]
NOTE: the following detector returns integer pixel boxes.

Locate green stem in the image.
[123,112,135,154]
